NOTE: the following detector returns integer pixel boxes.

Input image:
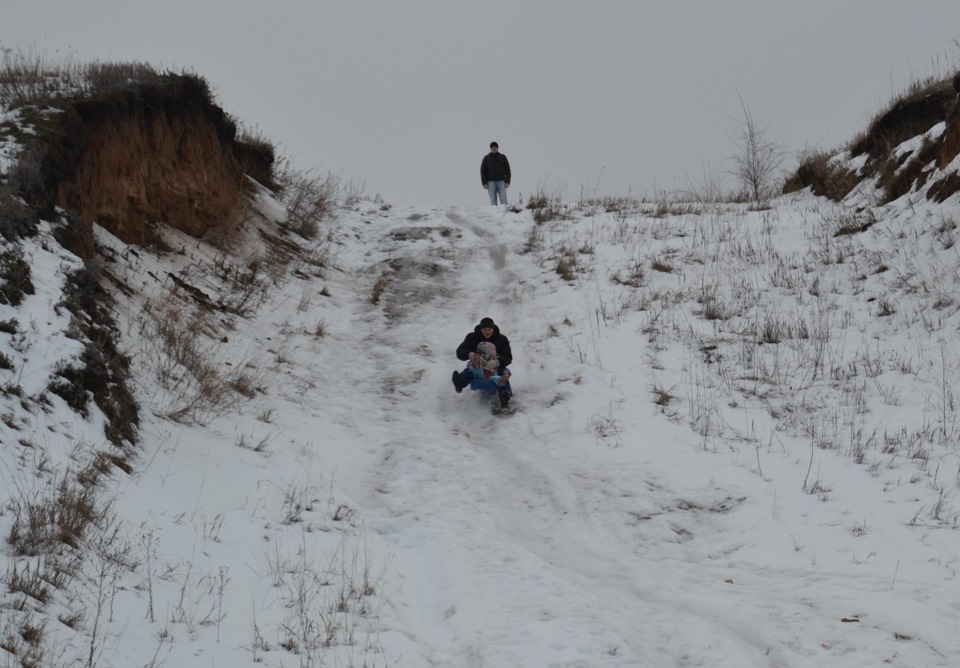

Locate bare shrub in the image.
[728,91,785,202]
[276,166,340,240]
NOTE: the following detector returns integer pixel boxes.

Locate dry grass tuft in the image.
[144,296,261,424]
[651,382,676,407]
[527,188,568,224]
[651,258,674,273]
[555,247,578,282]
[9,477,107,556]
[783,150,859,201]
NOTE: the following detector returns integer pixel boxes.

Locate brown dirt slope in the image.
[36,74,274,257]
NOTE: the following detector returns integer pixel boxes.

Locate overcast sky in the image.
[4,1,960,207]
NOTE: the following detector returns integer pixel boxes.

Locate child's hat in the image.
[477,341,496,358]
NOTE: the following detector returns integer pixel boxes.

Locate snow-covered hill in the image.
[3,160,960,666]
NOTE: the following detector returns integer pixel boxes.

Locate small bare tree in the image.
[729,90,784,201]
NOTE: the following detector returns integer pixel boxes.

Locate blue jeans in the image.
[457,369,512,396]
[487,181,508,205]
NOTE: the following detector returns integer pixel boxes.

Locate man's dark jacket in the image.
[457,323,513,374]
[480,152,511,185]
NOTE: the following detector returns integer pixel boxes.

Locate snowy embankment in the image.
[4,186,960,667]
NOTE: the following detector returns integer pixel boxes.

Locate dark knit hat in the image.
[479,317,495,328]
[489,141,498,148]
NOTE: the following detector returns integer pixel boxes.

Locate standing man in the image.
[481,141,511,205]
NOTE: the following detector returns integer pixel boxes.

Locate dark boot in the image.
[452,371,466,393]
[499,391,511,408]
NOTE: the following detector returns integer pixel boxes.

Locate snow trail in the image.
[325,206,786,666]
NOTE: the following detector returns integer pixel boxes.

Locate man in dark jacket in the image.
[480,142,511,205]
[451,317,514,403]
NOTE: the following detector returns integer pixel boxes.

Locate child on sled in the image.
[452,341,512,408]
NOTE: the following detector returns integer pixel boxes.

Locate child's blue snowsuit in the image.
[456,359,512,398]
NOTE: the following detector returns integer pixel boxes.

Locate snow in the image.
[2,181,960,667]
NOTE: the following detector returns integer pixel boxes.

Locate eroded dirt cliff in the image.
[37,74,274,257]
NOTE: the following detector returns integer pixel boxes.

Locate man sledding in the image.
[451,316,513,410]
